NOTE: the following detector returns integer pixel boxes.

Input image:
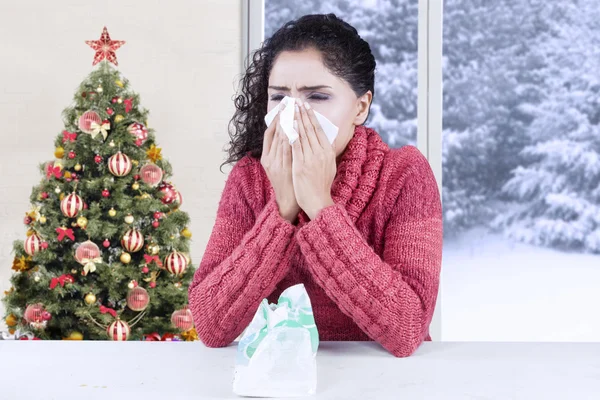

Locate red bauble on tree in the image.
[78,111,102,134]
[68,151,76,159]
[107,319,130,341]
[24,234,43,256]
[94,154,103,164]
[152,220,160,228]
[164,251,188,275]
[174,190,183,206]
[121,228,144,252]
[127,122,148,146]
[75,240,101,263]
[171,307,194,331]
[108,151,132,177]
[158,182,177,204]
[102,189,110,198]
[103,239,110,248]
[24,303,47,329]
[140,164,163,187]
[60,192,84,218]
[126,287,150,312]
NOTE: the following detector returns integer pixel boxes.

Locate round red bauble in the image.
[126,286,150,312]
[41,192,49,199]
[111,97,118,104]
[78,111,102,134]
[153,212,162,220]
[158,182,177,204]
[24,303,45,323]
[127,122,148,145]
[103,239,110,248]
[140,164,163,187]
[171,308,194,331]
[68,151,76,159]
[149,282,156,288]
[40,242,49,250]
[24,216,32,225]
[102,189,110,198]
[152,220,160,228]
[41,311,52,321]
[142,266,149,274]
[106,108,114,116]
[94,155,103,164]
[134,174,140,181]
[83,202,88,210]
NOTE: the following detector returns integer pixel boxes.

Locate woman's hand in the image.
[291,100,337,220]
[261,106,300,224]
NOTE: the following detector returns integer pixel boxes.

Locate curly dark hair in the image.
[222,13,376,169]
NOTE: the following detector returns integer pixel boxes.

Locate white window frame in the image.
[243,0,444,341]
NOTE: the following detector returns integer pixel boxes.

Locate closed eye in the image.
[269,93,330,101]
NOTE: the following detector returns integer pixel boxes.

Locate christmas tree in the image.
[2,27,196,341]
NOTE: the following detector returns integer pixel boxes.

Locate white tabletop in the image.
[1,340,599,399]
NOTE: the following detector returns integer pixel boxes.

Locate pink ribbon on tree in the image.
[99,306,117,318]
[46,164,62,179]
[49,274,74,289]
[62,130,78,143]
[143,254,162,267]
[56,227,75,242]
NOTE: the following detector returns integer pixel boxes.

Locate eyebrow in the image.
[268,85,332,91]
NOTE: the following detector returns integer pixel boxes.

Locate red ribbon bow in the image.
[143,332,179,341]
[49,274,75,289]
[143,254,163,267]
[46,164,62,179]
[62,130,78,143]
[124,98,133,113]
[56,227,75,241]
[99,306,117,318]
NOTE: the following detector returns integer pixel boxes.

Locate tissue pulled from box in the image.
[264,96,339,145]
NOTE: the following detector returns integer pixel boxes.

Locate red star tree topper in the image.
[85,26,125,66]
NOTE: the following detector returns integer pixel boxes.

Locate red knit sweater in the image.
[188,126,443,357]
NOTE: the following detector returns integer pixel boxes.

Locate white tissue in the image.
[264,96,339,145]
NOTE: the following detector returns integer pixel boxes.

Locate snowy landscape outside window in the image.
[442,0,600,342]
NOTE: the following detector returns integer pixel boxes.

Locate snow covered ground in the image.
[442,227,600,342]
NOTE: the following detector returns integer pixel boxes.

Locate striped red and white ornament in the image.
[108,151,132,177]
[107,319,130,341]
[164,250,188,275]
[60,192,84,218]
[24,234,43,256]
[121,228,144,252]
[78,110,101,134]
[139,164,163,187]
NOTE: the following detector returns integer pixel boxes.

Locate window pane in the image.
[264,0,419,148]
[442,0,600,341]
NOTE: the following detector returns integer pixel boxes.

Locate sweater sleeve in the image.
[296,154,443,357]
[188,160,297,347]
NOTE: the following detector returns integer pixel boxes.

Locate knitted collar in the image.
[297,125,389,225]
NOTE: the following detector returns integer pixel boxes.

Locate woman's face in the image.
[267,47,372,158]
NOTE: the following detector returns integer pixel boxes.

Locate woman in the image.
[188,14,442,357]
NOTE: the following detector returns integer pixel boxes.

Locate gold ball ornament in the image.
[115,79,124,88]
[115,114,125,123]
[5,314,18,327]
[34,275,40,282]
[59,193,65,201]
[120,252,131,264]
[54,146,65,159]
[124,214,134,224]
[150,244,160,255]
[84,293,96,305]
[108,208,117,217]
[71,269,78,274]
[77,216,88,228]
[55,187,61,194]
[39,216,47,224]
[117,98,123,104]
[65,331,83,340]
[109,141,116,147]
[132,182,140,190]
[96,86,103,93]
[181,228,192,239]
[74,163,82,172]
[127,281,135,289]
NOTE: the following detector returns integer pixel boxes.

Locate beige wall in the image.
[0,0,242,327]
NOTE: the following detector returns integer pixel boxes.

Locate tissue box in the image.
[233,284,319,397]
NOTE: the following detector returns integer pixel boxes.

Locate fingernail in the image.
[296,98,304,107]
[304,102,311,110]
[293,120,298,131]
[294,104,300,113]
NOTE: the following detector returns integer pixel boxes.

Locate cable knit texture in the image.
[188,126,443,357]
